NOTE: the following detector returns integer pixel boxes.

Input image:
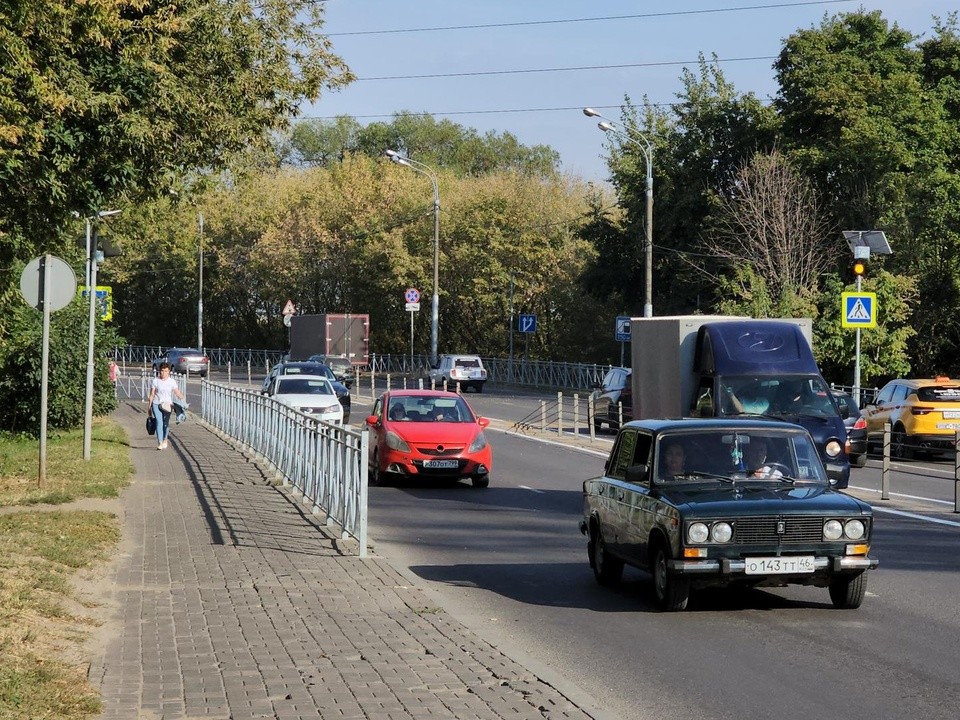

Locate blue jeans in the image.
[152,403,172,443]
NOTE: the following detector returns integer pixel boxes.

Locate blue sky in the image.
[306,1,956,182]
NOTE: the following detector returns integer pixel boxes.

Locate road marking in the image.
[518,485,546,494]
[871,506,960,528]
[849,484,955,506]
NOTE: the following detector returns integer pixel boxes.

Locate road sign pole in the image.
[410,310,414,372]
[854,275,862,405]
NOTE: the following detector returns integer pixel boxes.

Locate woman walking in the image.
[147,362,186,450]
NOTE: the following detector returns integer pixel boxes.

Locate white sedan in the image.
[269,376,344,424]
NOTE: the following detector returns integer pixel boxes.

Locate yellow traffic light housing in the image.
[852,259,867,279]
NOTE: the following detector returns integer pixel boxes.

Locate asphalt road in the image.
[193,374,960,719]
[360,390,960,720]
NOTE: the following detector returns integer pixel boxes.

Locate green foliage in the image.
[0,295,120,435]
[285,112,561,177]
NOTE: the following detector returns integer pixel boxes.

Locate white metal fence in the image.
[200,381,369,556]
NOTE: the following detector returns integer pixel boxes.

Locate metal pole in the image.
[83,238,98,460]
[84,219,92,291]
[409,310,414,371]
[431,180,440,366]
[853,274,862,404]
[198,212,204,350]
[643,150,654,318]
[509,271,515,383]
[39,255,51,485]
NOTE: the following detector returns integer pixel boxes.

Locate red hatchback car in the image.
[365,390,492,487]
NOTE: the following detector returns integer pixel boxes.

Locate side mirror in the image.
[625,464,649,484]
[839,403,850,420]
[343,378,354,389]
[365,414,379,426]
[477,417,490,428]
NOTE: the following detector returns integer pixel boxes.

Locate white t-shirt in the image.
[152,376,179,406]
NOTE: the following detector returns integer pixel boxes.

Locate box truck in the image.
[630,316,850,488]
[288,313,369,366]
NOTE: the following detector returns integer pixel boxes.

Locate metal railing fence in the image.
[201,381,369,556]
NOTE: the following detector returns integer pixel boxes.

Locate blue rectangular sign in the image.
[518,313,537,333]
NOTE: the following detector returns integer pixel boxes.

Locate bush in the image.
[0,297,123,435]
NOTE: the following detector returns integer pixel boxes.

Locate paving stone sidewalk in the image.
[90,401,599,720]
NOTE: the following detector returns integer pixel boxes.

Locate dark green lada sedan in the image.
[579,418,878,611]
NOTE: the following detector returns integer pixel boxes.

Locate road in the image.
[359,388,960,720]
[194,374,960,719]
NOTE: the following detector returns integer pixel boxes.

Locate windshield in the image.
[656,429,828,485]
[276,378,334,395]
[719,375,838,419]
[386,395,475,423]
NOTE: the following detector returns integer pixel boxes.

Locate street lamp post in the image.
[583,108,654,318]
[198,212,204,350]
[84,209,121,460]
[385,149,441,365]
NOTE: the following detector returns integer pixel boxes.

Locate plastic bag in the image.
[146,415,157,436]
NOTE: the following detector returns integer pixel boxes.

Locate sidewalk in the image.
[90,401,600,720]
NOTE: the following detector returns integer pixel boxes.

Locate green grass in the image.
[0,418,131,720]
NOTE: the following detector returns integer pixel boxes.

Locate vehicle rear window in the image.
[917,386,960,402]
[455,359,480,368]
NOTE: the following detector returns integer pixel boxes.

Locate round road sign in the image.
[19,255,77,312]
[405,287,420,303]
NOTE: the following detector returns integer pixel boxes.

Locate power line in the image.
[356,55,775,82]
[326,1,855,37]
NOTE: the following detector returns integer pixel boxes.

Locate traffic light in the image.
[852,258,867,279]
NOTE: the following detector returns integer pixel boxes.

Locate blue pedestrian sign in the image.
[518,313,537,333]
[615,316,632,342]
[841,292,877,328]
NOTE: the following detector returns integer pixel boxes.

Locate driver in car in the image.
[744,438,783,478]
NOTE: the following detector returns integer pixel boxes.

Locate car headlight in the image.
[385,431,411,452]
[711,522,733,543]
[844,519,866,540]
[468,431,488,453]
[823,519,844,540]
[825,440,843,458]
[688,522,709,544]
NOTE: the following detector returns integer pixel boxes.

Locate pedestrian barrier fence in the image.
[200,381,369,557]
[114,368,186,401]
[512,392,610,442]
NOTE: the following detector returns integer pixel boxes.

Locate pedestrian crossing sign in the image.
[841,292,877,328]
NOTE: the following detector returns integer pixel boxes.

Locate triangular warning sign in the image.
[282,299,296,315]
[847,299,870,321]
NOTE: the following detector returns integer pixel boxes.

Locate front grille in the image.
[418,446,465,456]
[734,516,823,544]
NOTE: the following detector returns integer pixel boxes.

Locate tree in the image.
[0,0,353,291]
[699,148,839,318]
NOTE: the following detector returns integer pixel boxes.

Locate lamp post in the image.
[583,108,654,318]
[198,212,204,350]
[385,149,440,365]
[84,209,121,460]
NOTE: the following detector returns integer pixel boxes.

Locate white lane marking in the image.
[871,506,960,527]
[518,485,546,494]
[849,484,955,506]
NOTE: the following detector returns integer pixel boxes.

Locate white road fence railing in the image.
[200,381,369,557]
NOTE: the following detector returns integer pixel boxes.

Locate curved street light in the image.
[583,108,654,318]
[385,149,440,365]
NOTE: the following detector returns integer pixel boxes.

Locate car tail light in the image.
[853,417,866,430]
[911,406,935,415]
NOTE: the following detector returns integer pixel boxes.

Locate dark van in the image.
[689,321,851,488]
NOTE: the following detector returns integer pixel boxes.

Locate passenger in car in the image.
[389,404,407,421]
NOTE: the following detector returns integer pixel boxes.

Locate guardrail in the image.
[201,381,369,555]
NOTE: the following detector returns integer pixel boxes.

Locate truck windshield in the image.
[720,375,838,419]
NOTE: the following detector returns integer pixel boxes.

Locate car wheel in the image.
[652,542,690,611]
[590,524,623,586]
[851,453,867,468]
[892,426,914,459]
[369,452,384,486]
[829,571,867,609]
[472,475,489,488]
[475,383,484,394]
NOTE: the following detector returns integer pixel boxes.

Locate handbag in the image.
[146,415,157,436]
[160,401,172,413]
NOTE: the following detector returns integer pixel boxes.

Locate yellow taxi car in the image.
[862,377,960,458]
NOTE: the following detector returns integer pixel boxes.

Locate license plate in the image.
[936,422,960,430]
[423,459,459,469]
[744,556,815,575]
[943,411,960,418]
